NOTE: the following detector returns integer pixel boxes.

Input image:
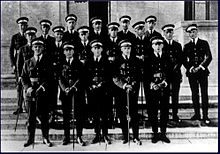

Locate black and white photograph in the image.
[1,1,218,152]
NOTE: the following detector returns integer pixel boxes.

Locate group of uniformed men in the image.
[9,13,212,147]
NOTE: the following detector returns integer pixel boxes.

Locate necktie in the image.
[125,55,129,60]
[57,42,60,48]
[157,53,160,59]
[150,30,152,34]
[192,38,195,45]
[169,40,171,45]
[36,55,40,64]
[83,42,86,47]
[67,59,71,65]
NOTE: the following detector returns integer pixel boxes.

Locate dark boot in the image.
[151,133,160,144]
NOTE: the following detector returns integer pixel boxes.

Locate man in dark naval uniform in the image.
[49,25,66,123]
[16,27,37,114]
[183,24,212,124]
[89,17,108,46]
[113,39,142,145]
[145,36,171,144]
[77,26,92,65]
[118,15,136,44]
[162,24,183,122]
[145,15,162,53]
[63,14,80,44]
[105,22,122,128]
[39,19,55,56]
[10,17,29,115]
[59,41,86,146]
[21,38,53,147]
[85,40,111,145]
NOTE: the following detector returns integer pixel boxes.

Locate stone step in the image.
[1,107,218,121]
[1,127,218,141]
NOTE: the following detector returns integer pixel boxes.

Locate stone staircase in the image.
[1,75,218,142]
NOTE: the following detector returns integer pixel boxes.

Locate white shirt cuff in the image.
[189,66,194,73]
[40,85,45,92]
[199,65,205,70]
[123,83,127,89]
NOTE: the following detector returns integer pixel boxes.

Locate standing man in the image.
[49,26,66,123]
[183,24,212,124]
[118,15,136,44]
[89,17,107,45]
[63,14,80,43]
[162,24,183,122]
[39,19,55,56]
[145,36,171,144]
[21,38,53,147]
[145,15,162,52]
[113,39,142,145]
[77,26,92,65]
[85,39,111,144]
[59,41,86,146]
[16,27,37,114]
[10,17,29,115]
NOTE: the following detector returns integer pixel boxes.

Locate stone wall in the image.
[110,1,184,35]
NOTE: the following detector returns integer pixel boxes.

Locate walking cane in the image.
[126,89,131,148]
[14,81,23,132]
[72,92,75,150]
[69,80,79,151]
[140,82,144,123]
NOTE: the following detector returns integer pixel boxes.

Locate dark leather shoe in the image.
[62,138,70,145]
[103,136,111,145]
[24,140,34,147]
[122,139,128,144]
[92,135,101,144]
[43,138,52,147]
[13,108,23,115]
[133,138,142,145]
[160,133,170,143]
[151,133,160,144]
[77,137,86,146]
[191,114,201,120]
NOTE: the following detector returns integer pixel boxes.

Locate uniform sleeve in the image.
[16,47,24,77]
[175,43,183,71]
[21,61,32,91]
[200,41,212,68]
[9,35,16,67]
[182,44,190,70]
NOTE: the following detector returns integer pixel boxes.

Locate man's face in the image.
[108,28,118,38]
[152,42,164,53]
[120,20,130,30]
[54,31,63,42]
[146,21,156,30]
[66,20,76,30]
[64,48,74,59]
[189,29,198,39]
[41,25,50,35]
[18,23,28,33]
[92,21,102,31]
[163,29,174,40]
[32,44,44,56]
[79,32,89,42]
[135,27,145,37]
[91,45,103,57]
[26,33,36,43]
[121,46,131,56]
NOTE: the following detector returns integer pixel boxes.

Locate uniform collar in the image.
[165,38,173,45]
[148,29,155,34]
[154,51,162,57]
[122,54,130,60]
[191,37,199,44]
[110,36,118,42]
[69,29,75,34]
[94,55,101,62]
[66,57,74,64]
[34,54,43,61]
[81,40,89,46]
